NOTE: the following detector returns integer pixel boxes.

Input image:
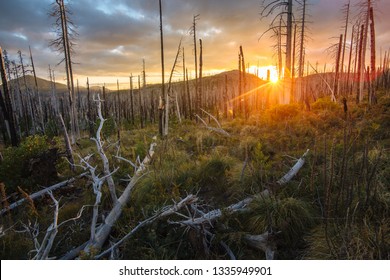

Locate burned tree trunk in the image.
[198,39,203,114]
[369,7,377,104]
[334,34,343,97]
[158,0,166,137]
[0,47,19,146]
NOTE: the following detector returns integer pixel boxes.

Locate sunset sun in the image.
[249,65,279,83]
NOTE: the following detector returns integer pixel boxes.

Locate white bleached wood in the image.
[195,113,230,137]
[95,194,198,259]
[81,141,157,255]
[0,172,88,215]
[175,149,309,226]
[91,94,118,204]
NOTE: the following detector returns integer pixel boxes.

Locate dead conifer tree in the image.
[198,39,203,114]
[129,75,135,125]
[158,0,166,137]
[369,6,377,104]
[0,47,19,146]
[191,15,200,114]
[357,24,365,103]
[334,34,343,97]
[49,0,79,143]
[260,0,294,103]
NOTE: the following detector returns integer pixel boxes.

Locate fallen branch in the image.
[0,172,88,215]
[33,191,59,260]
[195,113,230,137]
[175,149,309,226]
[91,94,118,204]
[95,194,198,259]
[75,141,157,257]
[244,232,278,260]
[308,63,336,102]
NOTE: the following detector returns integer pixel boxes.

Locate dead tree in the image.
[0,47,19,146]
[129,75,135,125]
[59,96,157,259]
[334,34,344,97]
[198,39,203,114]
[173,149,310,259]
[49,0,79,143]
[158,0,165,137]
[191,15,200,114]
[240,46,248,118]
[357,24,365,103]
[260,0,294,103]
[167,39,183,126]
[29,46,44,133]
[369,6,377,104]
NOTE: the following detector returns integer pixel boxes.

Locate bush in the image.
[0,135,58,192]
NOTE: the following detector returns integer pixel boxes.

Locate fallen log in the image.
[95,194,198,259]
[176,149,310,226]
[63,142,157,258]
[0,172,88,216]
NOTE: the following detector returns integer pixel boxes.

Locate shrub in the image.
[0,135,58,192]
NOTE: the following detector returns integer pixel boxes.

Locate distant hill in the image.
[8,75,69,96]
[4,70,266,100]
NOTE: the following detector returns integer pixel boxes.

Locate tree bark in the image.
[0,47,19,146]
[158,0,165,137]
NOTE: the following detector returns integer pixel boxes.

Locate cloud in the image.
[0,0,389,84]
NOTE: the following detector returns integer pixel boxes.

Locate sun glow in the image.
[249,65,279,84]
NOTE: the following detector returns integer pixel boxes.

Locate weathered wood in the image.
[91,95,118,203]
[0,47,19,146]
[80,141,157,255]
[176,149,309,226]
[95,194,198,259]
[244,232,276,260]
[0,172,88,215]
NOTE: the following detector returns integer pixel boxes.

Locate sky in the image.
[1,0,390,88]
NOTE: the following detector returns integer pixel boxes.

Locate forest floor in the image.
[0,92,389,260]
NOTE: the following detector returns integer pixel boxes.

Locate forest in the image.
[0,0,389,260]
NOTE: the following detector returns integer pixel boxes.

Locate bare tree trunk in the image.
[347,25,355,96]
[239,45,248,118]
[286,0,293,75]
[283,0,293,104]
[129,75,134,125]
[291,24,297,102]
[298,0,307,78]
[0,47,19,146]
[182,47,187,118]
[56,0,78,143]
[278,16,283,81]
[359,0,372,103]
[58,113,75,172]
[198,39,203,114]
[357,24,365,103]
[87,77,93,137]
[192,15,199,114]
[341,1,351,76]
[138,76,144,129]
[369,7,377,104]
[158,0,165,137]
[223,74,228,118]
[238,53,242,114]
[186,68,192,119]
[29,45,44,132]
[334,34,343,97]
[19,50,35,135]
